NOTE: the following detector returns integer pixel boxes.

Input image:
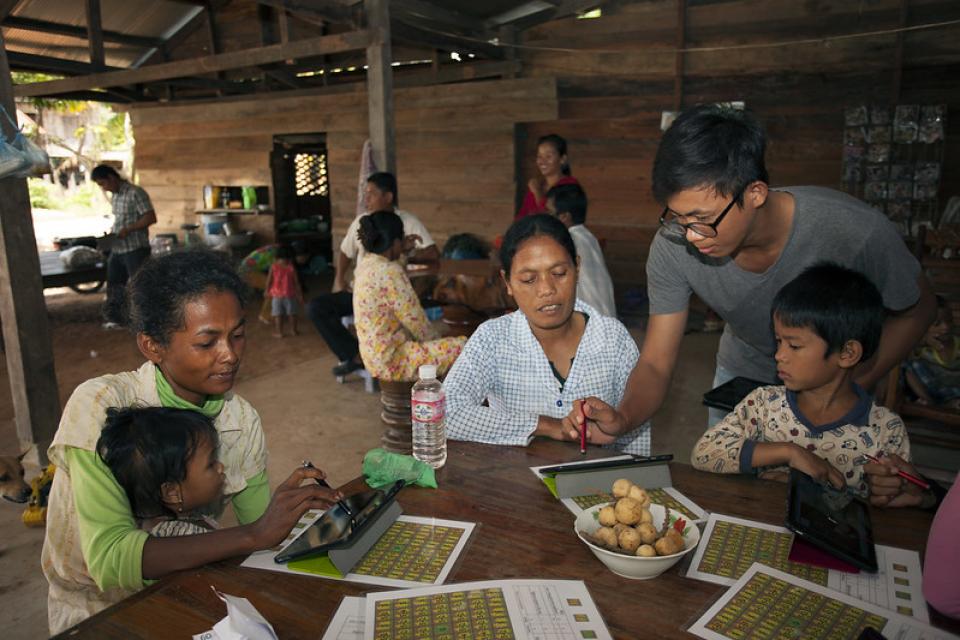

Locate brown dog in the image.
[0,452,31,504]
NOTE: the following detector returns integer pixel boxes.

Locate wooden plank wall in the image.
[516,0,960,289]
[130,77,557,251]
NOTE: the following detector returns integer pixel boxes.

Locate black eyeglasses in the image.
[659,190,743,239]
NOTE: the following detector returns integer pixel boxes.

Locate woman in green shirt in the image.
[41,249,342,634]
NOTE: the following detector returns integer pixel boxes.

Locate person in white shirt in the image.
[547,183,617,317]
[306,172,438,376]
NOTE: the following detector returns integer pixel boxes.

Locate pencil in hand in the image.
[864,453,930,490]
[579,401,587,455]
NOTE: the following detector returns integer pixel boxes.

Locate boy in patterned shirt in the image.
[691,263,910,496]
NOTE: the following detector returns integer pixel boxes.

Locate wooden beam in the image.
[14,30,371,97]
[364,0,394,174]
[392,0,481,32]
[2,16,164,48]
[488,0,611,30]
[390,20,503,59]
[673,0,685,112]
[0,31,60,465]
[203,0,225,94]
[255,0,356,27]
[891,0,908,105]
[6,50,122,75]
[85,0,105,70]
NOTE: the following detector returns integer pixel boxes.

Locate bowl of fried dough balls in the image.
[574,478,700,580]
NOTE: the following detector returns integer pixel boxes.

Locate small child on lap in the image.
[97,407,225,536]
[691,263,910,496]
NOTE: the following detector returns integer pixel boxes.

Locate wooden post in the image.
[891,0,908,105]
[204,0,225,96]
[85,0,105,70]
[672,0,685,112]
[0,33,60,464]
[364,0,395,174]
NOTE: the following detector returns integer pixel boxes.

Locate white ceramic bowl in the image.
[574,502,700,580]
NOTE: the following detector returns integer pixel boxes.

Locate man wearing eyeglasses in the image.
[582,104,935,440]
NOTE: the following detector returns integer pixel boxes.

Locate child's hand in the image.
[864,453,929,508]
[787,444,845,489]
[251,466,343,549]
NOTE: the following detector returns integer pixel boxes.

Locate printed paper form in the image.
[363,579,612,640]
[241,513,475,589]
[322,596,364,640]
[689,563,955,640]
[687,512,928,622]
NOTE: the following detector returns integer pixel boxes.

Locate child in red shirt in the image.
[266,245,304,338]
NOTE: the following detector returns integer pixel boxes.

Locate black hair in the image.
[652,104,768,207]
[126,248,248,346]
[442,233,490,260]
[771,263,885,361]
[97,406,218,519]
[358,210,404,255]
[91,164,121,181]
[499,214,577,277]
[537,134,571,176]
[275,244,294,261]
[547,182,588,225]
[367,171,398,205]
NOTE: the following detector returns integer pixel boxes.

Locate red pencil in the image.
[579,401,587,454]
[864,453,930,490]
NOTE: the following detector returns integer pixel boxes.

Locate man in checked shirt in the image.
[92,165,156,328]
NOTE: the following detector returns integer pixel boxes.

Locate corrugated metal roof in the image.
[3,0,201,68]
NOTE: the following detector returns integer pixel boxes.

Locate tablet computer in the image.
[702,376,767,412]
[274,480,404,564]
[785,469,877,572]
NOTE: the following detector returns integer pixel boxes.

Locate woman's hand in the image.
[250,466,343,549]
[527,177,544,200]
[864,453,931,508]
[787,444,845,489]
[402,234,422,254]
[578,397,629,438]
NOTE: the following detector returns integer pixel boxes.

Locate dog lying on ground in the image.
[0,452,30,504]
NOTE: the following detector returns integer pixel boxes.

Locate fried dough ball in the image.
[627,486,651,508]
[594,526,618,548]
[638,508,653,525]
[636,544,656,557]
[655,534,684,556]
[598,505,618,527]
[618,527,642,553]
[613,523,631,537]
[614,497,644,525]
[636,522,658,545]
[612,478,634,499]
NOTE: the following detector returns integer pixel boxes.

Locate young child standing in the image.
[691,263,910,497]
[97,407,225,536]
[266,244,304,338]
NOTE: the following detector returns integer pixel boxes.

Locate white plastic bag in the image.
[59,246,103,269]
[0,106,50,179]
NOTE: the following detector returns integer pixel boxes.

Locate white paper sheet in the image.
[363,579,612,640]
[241,514,475,588]
[529,457,708,523]
[687,513,929,622]
[321,596,365,640]
[688,563,954,640]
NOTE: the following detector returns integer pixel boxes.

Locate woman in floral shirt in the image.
[353,211,465,381]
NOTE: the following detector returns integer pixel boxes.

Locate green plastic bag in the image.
[362,448,437,489]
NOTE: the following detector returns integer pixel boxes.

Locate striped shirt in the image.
[110,181,154,254]
[445,300,651,454]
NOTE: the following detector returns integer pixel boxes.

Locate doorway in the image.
[270,133,332,261]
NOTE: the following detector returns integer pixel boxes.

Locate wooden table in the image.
[39,250,106,292]
[57,440,956,639]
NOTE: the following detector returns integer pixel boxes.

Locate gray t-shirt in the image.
[646,186,922,382]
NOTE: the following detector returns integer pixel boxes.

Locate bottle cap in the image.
[419,364,437,379]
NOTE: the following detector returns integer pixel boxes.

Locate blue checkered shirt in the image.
[110,181,154,254]
[445,300,650,454]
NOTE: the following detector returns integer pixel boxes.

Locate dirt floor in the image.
[0,281,719,639]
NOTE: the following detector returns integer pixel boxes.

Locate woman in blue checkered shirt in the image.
[444,215,651,454]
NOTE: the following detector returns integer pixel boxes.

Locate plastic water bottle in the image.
[411,364,446,469]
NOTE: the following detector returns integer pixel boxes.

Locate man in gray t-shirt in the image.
[582,105,935,453]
